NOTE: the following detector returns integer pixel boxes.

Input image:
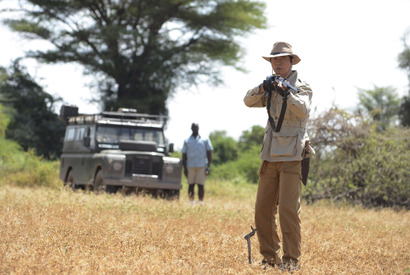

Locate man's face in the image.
[270,56,292,78]
[191,124,199,135]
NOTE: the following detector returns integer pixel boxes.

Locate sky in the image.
[1,0,409,150]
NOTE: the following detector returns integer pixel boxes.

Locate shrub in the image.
[0,140,61,189]
[211,145,261,184]
[304,116,410,209]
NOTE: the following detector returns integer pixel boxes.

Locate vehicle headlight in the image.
[105,155,125,172]
[165,164,174,174]
[113,162,123,171]
[163,157,181,175]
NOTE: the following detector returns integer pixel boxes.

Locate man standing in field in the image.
[182,123,213,205]
[243,42,313,270]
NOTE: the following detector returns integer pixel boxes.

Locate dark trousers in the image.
[188,184,204,201]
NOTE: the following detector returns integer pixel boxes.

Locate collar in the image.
[286,70,298,86]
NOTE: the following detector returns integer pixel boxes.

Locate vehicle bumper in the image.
[104,174,182,190]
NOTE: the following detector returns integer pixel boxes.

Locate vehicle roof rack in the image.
[67,114,102,125]
[66,109,167,126]
[101,111,166,123]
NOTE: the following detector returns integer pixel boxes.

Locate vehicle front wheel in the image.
[93,170,106,194]
[65,170,75,190]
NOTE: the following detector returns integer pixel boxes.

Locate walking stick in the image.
[244,226,257,264]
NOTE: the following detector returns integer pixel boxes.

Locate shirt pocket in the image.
[270,126,304,158]
[270,135,298,157]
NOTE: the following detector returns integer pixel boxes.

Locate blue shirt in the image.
[182,135,213,168]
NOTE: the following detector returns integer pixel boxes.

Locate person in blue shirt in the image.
[182,123,213,204]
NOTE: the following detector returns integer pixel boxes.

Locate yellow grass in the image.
[0,183,409,274]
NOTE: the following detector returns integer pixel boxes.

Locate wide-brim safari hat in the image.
[262,42,301,65]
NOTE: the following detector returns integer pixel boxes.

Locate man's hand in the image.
[257,83,265,94]
[205,167,211,176]
[275,82,289,97]
[183,168,188,178]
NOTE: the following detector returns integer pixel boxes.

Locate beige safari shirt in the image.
[244,70,313,162]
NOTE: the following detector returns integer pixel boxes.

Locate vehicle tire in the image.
[173,190,180,200]
[93,170,106,194]
[167,189,180,200]
[64,170,76,190]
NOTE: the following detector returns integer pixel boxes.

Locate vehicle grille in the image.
[125,156,162,178]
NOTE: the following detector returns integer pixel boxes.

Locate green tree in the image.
[238,125,264,151]
[4,0,266,114]
[0,102,10,138]
[398,97,410,127]
[209,130,238,165]
[208,127,262,183]
[0,61,66,159]
[356,86,400,129]
[398,30,410,126]
[398,31,410,81]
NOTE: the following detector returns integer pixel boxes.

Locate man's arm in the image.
[244,85,267,107]
[286,82,312,118]
[206,150,212,168]
[206,150,212,175]
[182,153,188,177]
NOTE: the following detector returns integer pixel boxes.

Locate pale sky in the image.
[1,0,409,150]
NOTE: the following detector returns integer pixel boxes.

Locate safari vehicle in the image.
[59,106,182,198]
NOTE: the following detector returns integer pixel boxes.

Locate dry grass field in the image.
[1,181,409,274]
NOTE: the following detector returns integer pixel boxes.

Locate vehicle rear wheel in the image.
[65,170,75,190]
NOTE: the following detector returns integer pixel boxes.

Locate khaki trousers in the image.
[255,160,302,264]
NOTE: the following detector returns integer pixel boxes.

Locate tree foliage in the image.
[398,29,410,126]
[238,125,264,151]
[208,126,262,182]
[356,86,400,129]
[398,30,410,82]
[0,102,10,138]
[0,60,66,159]
[4,0,266,114]
[209,130,238,165]
[398,96,410,127]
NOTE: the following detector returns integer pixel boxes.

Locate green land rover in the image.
[59,106,182,198]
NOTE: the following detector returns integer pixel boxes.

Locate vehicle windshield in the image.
[96,125,165,146]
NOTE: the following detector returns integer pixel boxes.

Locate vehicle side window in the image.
[76,127,85,141]
[133,130,143,141]
[89,126,96,148]
[65,127,75,141]
[97,126,118,143]
[119,127,131,140]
